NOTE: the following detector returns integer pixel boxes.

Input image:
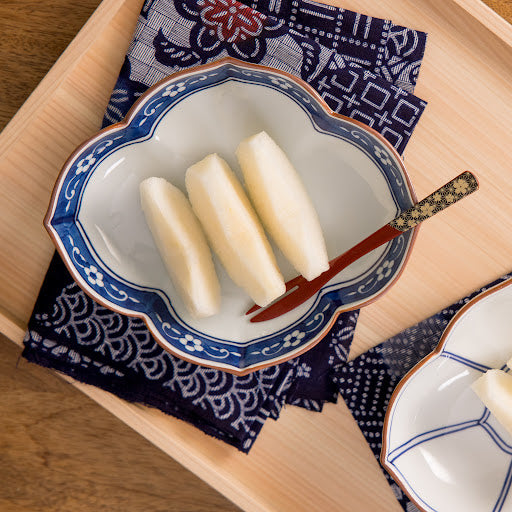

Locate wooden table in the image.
[1,1,511,510]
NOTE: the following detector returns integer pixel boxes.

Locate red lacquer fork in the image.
[247,171,479,322]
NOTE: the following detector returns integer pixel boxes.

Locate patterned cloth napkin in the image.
[23,0,427,452]
[334,274,512,512]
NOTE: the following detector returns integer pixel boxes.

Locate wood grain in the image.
[0,1,511,511]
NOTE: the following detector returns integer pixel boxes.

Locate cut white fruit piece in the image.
[140,177,221,318]
[236,131,329,281]
[185,154,285,307]
[507,356,512,370]
[471,369,512,436]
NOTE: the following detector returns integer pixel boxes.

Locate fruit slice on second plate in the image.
[236,131,329,281]
[472,369,512,436]
[186,154,285,308]
[140,177,221,318]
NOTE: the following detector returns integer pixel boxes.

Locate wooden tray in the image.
[1,0,511,510]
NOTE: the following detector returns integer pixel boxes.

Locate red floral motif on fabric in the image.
[198,0,266,43]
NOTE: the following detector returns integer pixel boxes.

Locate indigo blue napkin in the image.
[334,274,512,511]
[23,0,427,452]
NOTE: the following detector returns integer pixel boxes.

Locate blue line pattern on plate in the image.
[439,351,492,373]
[495,459,512,512]
[383,319,512,510]
[387,406,512,512]
[387,418,481,463]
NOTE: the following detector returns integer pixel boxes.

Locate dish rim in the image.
[380,277,512,511]
[44,56,418,375]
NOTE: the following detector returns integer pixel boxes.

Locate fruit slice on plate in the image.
[186,153,285,308]
[236,131,329,281]
[140,177,221,318]
[472,369,512,436]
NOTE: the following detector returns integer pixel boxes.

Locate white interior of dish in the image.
[78,80,398,343]
[385,282,512,511]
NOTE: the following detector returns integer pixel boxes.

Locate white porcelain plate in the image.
[382,279,512,512]
[45,58,416,374]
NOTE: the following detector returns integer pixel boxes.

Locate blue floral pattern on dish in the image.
[47,60,415,372]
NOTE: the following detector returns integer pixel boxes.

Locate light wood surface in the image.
[1,0,511,511]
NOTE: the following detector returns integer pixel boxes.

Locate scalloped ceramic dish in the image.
[45,58,416,374]
[382,279,512,512]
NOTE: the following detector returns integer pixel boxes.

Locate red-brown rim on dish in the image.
[380,278,512,511]
[44,57,418,376]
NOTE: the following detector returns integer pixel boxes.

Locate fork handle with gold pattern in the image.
[248,171,479,322]
[390,171,478,231]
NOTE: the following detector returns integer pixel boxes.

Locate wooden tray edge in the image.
[0,310,25,346]
[453,0,512,46]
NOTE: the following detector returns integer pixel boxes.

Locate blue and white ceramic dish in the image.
[382,279,512,512]
[45,58,416,374]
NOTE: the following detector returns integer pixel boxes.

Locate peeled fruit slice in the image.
[471,369,512,436]
[185,154,285,307]
[236,131,329,281]
[140,177,221,318]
